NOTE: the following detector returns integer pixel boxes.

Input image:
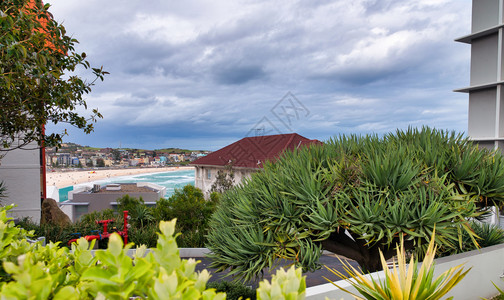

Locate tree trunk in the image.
[321,231,414,273]
[353,252,384,273]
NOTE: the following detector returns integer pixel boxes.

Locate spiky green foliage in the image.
[438,221,504,256]
[207,127,504,281]
[0,181,6,201]
[326,231,470,300]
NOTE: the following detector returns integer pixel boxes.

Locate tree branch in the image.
[321,230,366,262]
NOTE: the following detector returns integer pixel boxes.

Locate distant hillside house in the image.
[60,182,166,222]
[191,133,321,196]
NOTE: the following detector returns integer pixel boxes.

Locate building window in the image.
[74,205,89,221]
[207,169,211,180]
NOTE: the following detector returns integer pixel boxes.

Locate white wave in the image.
[69,169,195,197]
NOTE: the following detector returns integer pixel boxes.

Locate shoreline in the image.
[46,166,194,188]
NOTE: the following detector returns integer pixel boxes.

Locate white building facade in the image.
[456,0,504,226]
[0,143,42,222]
[456,0,504,150]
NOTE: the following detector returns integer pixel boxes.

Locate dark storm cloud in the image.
[212,64,266,85]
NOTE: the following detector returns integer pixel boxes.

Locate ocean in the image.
[59,169,195,201]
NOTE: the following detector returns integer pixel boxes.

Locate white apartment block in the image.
[456,0,504,150]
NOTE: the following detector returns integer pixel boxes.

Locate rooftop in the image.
[191,133,321,169]
[97,183,157,194]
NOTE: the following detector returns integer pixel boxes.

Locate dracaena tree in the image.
[207,127,504,281]
[0,0,107,152]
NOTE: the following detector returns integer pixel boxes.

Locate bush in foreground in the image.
[207,281,256,300]
[0,204,306,299]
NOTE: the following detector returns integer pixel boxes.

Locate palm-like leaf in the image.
[326,231,471,300]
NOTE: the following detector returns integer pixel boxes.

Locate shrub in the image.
[0,181,6,203]
[256,266,306,300]
[116,195,155,229]
[17,218,96,246]
[471,221,504,248]
[153,185,218,247]
[207,280,256,300]
[127,225,158,248]
[155,185,217,232]
[176,229,206,248]
[116,194,144,213]
[78,209,119,227]
[437,221,504,257]
[17,209,124,247]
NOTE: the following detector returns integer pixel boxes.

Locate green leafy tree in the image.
[207,127,504,281]
[210,163,235,194]
[117,194,144,212]
[0,0,107,152]
[154,185,216,233]
[153,185,218,247]
[116,194,155,229]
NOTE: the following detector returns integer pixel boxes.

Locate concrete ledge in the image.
[179,248,211,257]
[90,247,211,258]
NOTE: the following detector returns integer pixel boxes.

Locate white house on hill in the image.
[191,133,321,196]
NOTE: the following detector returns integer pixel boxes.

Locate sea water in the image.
[59,168,195,201]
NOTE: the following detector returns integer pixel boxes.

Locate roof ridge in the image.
[191,133,317,168]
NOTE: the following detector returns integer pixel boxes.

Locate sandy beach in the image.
[46,166,194,188]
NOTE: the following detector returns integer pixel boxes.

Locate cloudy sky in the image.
[46,0,472,150]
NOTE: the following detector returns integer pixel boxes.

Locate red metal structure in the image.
[68,211,130,246]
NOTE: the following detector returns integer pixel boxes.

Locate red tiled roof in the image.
[191,133,321,169]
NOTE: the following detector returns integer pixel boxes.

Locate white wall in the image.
[470,35,498,86]
[0,145,41,223]
[194,165,257,197]
[59,202,74,221]
[306,243,504,300]
[472,0,500,33]
[468,88,497,138]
